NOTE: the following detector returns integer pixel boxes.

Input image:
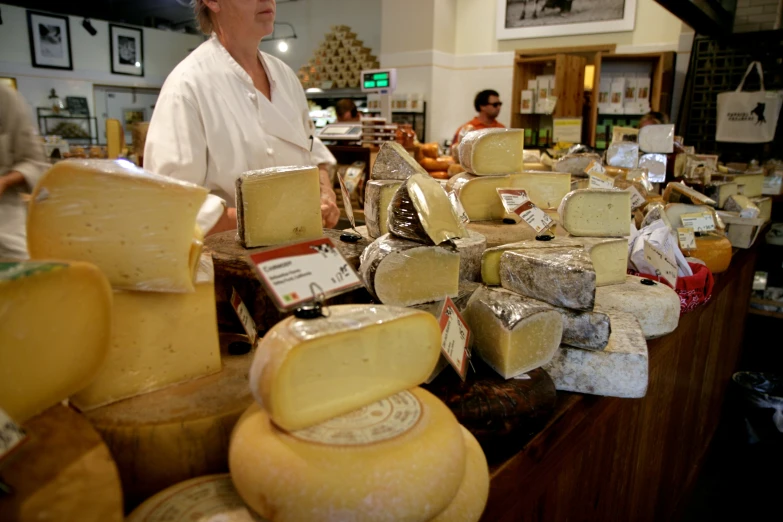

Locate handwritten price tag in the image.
[626,186,647,210]
[643,240,678,287]
[231,289,258,346]
[250,238,363,312]
[0,408,27,463]
[677,227,697,250]
[438,297,470,380]
[681,212,715,233]
[497,189,554,233]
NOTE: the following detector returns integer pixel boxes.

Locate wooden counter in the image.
[484,246,758,522]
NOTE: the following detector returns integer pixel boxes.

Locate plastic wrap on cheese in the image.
[554,153,602,176]
[639,124,675,154]
[606,142,640,169]
[638,154,667,184]
[663,182,717,207]
[371,142,430,180]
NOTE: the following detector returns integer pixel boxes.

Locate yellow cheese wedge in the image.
[558,189,631,237]
[459,128,525,175]
[0,261,111,422]
[229,388,466,522]
[250,304,441,431]
[27,159,207,292]
[71,255,221,410]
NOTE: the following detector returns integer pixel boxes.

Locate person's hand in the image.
[321,195,340,229]
[0,171,25,199]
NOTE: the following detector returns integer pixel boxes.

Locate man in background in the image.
[452,90,505,145]
[0,85,48,260]
[335,99,360,123]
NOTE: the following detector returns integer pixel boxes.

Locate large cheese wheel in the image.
[0,405,123,522]
[84,354,254,510]
[204,229,373,334]
[466,214,567,249]
[688,235,732,274]
[229,388,466,522]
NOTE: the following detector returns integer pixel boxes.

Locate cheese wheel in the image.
[229,388,466,522]
[127,474,266,522]
[84,354,254,510]
[466,215,567,249]
[0,405,123,522]
[430,427,490,522]
[420,156,455,171]
[594,275,680,339]
[688,235,732,274]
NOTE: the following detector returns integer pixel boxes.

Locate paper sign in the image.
[681,212,716,233]
[231,289,258,346]
[449,192,470,225]
[643,240,678,287]
[438,297,470,381]
[626,186,646,210]
[553,118,583,144]
[0,408,27,462]
[589,172,615,189]
[677,228,697,250]
[337,171,356,229]
[497,189,554,233]
[250,238,363,312]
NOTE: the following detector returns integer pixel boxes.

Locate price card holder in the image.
[643,240,678,287]
[589,172,615,189]
[626,186,646,210]
[230,288,258,346]
[337,172,362,243]
[681,212,716,233]
[496,188,554,234]
[0,407,28,464]
[249,238,364,313]
[438,297,470,381]
[677,227,697,250]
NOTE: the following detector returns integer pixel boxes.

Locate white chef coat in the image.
[145,36,336,231]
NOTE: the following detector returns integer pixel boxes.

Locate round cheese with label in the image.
[229,387,466,522]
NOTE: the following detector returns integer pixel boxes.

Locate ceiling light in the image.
[135,62,141,67]
[278,40,289,53]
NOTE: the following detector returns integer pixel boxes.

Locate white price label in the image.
[0,408,27,462]
[681,212,716,233]
[337,172,355,229]
[231,288,258,346]
[642,240,678,287]
[250,238,363,312]
[626,186,646,210]
[677,227,697,250]
[497,189,554,234]
[438,298,470,381]
[589,173,615,189]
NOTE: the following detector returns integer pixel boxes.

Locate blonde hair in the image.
[193,0,213,35]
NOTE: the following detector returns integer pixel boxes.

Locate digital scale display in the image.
[363,72,390,90]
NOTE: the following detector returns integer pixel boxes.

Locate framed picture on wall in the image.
[0,78,17,91]
[496,0,636,39]
[27,11,73,70]
[110,24,144,76]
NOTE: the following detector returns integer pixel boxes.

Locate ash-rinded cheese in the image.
[126,475,265,522]
[481,236,627,287]
[607,142,640,169]
[249,305,441,431]
[542,311,648,398]
[364,179,403,238]
[594,275,680,339]
[558,189,631,237]
[500,247,596,311]
[71,255,222,411]
[463,286,563,379]
[359,234,460,306]
[236,166,323,248]
[638,124,675,153]
[555,305,612,351]
[371,141,430,180]
[705,182,739,208]
[724,194,761,218]
[27,159,207,292]
[229,388,465,522]
[430,427,490,522]
[454,230,488,282]
[0,261,111,423]
[459,128,525,175]
[554,153,602,176]
[388,173,468,244]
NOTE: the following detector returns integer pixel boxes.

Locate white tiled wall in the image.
[734,0,782,33]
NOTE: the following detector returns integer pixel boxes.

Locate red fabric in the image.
[627,262,714,315]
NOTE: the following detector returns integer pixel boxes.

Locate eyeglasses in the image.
[486,102,503,108]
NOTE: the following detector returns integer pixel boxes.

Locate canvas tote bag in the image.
[716,61,782,143]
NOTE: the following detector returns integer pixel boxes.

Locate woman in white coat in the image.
[145,0,340,234]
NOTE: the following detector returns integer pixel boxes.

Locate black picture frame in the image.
[66,96,90,116]
[109,24,144,77]
[27,10,73,71]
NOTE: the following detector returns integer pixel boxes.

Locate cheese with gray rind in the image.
[554,153,602,176]
[364,180,403,238]
[724,194,760,218]
[542,311,648,398]
[388,173,468,245]
[453,231,487,282]
[555,305,611,351]
[359,234,460,306]
[371,142,429,180]
[499,247,596,311]
[594,275,680,339]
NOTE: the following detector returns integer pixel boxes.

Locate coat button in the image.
[266,148,274,155]
[248,92,256,100]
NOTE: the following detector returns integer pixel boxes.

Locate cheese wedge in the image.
[594,275,680,339]
[606,142,639,169]
[558,189,631,237]
[371,141,430,180]
[27,160,207,292]
[725,194,760,218]
[553,153,602,176]
[364,179,403,238]
[459,128,525,175]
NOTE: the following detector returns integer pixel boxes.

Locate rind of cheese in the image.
[229,388,466,522]
[430,427,490,522]
[553,153,602,176]
[454,231,488,282]
[466,218,564,248]
[0,405,124,522]
[0,261,111,422]
[364,179,403,238]
[500,247,596,311]
[27,159,207,292]
[85,354,254,511]
[542,311,648,398]
[236,166,323,248]
[638,124,675,153]
[463,286,563,379]
[594,275,680,339]
[705,182,739,208]
[663,182,717,206]
[450,172,572,221]
[735,173,764,198]
[126,474,265,522]
[556,305,612,351]
[359,234,460,306]
[249,305,441,431]
[459,128,525,175]
[689,235,732,274]
[558,189,632,237]
[606,142,640,169]
[388,173,468,244]
[371,141,430,180]
[724,194,761,218]
[71,254,222,411]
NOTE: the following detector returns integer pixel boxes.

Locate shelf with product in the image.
[36,108,100,146]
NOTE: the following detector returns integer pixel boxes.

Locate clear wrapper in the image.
[606,142,639,169]
[554,153,602,176]
[467,286,560,331]
[724,195,761,218]
[663,182,717,207]
[370,141,429,180]
[665,203,724,231]
[638,154,667,183]
[638,124,675,154]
